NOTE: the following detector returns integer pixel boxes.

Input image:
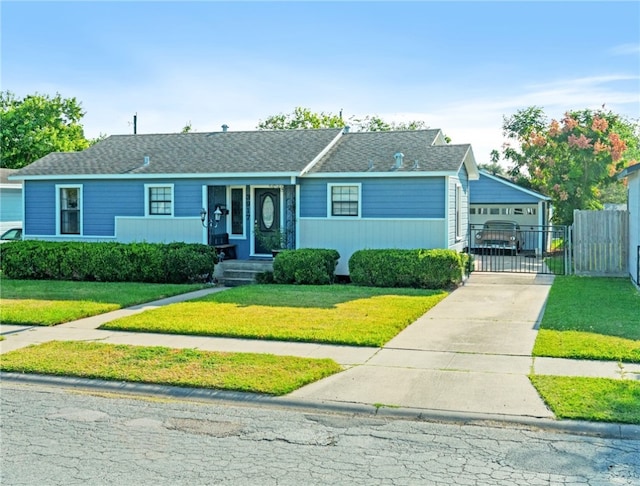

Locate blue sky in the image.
[2,1,639,163]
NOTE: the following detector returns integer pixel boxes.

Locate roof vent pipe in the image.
[143,155,150,166]
[222,124,229,132]
[343,126,350,134]
[393,152,404,169]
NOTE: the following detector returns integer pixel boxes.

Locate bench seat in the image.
[211,233,237,260]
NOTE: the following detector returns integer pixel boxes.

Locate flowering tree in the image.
[501,106,639,225]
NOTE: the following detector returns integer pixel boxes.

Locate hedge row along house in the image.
[11,127,479,275]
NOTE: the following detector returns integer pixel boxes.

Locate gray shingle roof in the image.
[0,168,20,184]
[14,129,343,176]
[13,128,475,178]
[305,130,472,174]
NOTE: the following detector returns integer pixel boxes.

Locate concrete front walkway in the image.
[2,273,639,421]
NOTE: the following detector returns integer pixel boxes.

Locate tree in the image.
[499,106,639,225]
[1,91,91,169]
[257,107,429,133]
[478,150,506,175]
[257,107,344,130]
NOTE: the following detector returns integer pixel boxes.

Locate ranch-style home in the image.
[11,127,478,275]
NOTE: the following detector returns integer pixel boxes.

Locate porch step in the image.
[215,260,274,286]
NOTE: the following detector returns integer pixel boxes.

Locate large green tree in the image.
[257,107,344,130]
[257,107,429,132]
[500,106,639,225]
[1,91,92,169]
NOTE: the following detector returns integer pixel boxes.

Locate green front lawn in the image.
[530,375,640,424]
[101,284,448,347]
[533,276,640,362]
[0,279,207,326]
[0,341,341,396]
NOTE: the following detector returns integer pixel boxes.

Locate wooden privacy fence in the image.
[572,210,628,276]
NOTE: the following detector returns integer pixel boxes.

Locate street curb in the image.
[3,372,639,441]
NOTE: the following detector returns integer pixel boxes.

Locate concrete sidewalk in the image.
[2,273,639,422]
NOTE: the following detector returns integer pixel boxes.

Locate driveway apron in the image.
[289,273,556,418]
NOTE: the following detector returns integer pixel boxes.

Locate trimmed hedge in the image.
[348,249,467,289]
[272,248,340,285]
[0,241,217,283]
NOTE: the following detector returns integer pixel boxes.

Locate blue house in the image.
[0,168,23,234]
[470,170,552,254]
[11,127,478,275]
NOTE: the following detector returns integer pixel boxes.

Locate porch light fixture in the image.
[200,206,227,228]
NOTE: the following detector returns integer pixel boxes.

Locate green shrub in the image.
[272,248,340,285]
[255,271,275,284]
[348,249,465,289]
[0,241,217,283]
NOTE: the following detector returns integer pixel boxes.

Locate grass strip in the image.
[539,276,640,340]
[534,329,640,363]
[530,375,640,424]
[533,276,640,362]
[1,299,120,326]
[0,341,342,396]
[0,279,207,326]
[101,285,448,347]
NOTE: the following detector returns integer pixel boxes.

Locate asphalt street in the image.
[2,382,639,486]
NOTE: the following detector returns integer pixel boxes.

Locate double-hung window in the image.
[329,184,361,217]
[57,185,82,235]
[145,184,174,216]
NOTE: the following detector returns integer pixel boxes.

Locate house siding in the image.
[0,188,22,222]
[299,219,447,275]
[628,171,639,287]
[23,178,289,240]
[447,166,469,251]
[471,174,541,204]
[299,177,446,219]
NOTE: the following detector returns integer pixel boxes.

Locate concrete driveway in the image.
[289,273,556,418]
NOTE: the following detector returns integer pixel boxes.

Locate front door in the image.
[254,188,281,254]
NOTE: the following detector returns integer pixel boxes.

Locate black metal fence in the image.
[468,224,567,275]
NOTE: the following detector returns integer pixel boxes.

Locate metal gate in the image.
[469,223,568,275]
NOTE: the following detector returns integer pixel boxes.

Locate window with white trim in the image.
[145,184,173,216]
[329,184,360,217]
[58,185,82,235]
[230,186,245,236]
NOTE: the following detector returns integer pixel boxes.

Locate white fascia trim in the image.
[480,170,551,201]
[302,171,458,179]
[144,183,174,217]
[14,172,301,181]
[299,129,345,176]
[462,147,480,180]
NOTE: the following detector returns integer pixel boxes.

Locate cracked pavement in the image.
[2,383,638,485]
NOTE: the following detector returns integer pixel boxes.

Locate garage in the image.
[469,171,564,274]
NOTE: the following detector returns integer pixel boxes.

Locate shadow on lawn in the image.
[196,284,448,309]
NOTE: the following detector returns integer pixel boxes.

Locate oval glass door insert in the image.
[262,195,275,229]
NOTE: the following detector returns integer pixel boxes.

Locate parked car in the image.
[474,220,523,255]
[0,227,22,243]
